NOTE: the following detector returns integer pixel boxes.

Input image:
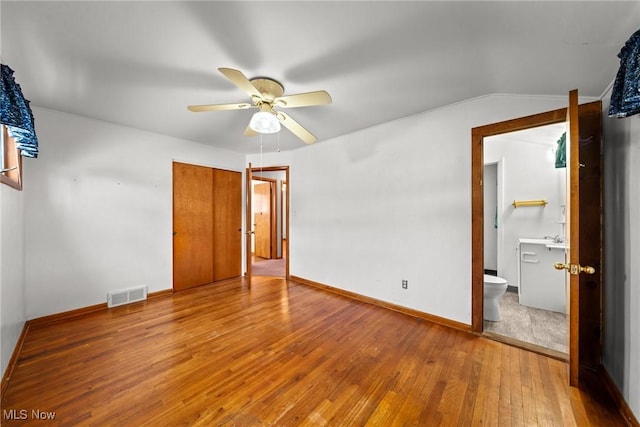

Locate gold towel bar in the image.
[512,199,548,208]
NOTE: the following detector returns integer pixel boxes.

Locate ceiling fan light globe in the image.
[249,111,281,134]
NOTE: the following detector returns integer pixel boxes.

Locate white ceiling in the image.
[2,1,639,154]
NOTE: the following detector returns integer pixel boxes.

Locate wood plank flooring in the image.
[1,277,626,426]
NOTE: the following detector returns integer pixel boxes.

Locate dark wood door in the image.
[565,90,602,386]
[173,162,214,291]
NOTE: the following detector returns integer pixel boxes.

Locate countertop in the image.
[518,238,567,250]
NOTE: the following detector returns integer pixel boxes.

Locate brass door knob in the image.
[554,262,595,275]
[580,265,596,274]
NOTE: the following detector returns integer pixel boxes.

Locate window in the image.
[0,124,22,190]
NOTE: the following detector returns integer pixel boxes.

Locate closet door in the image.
[212,168,242,281]
[173,162,214,291]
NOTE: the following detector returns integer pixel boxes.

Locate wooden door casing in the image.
[245,165,291,280]
[471,108,566,333]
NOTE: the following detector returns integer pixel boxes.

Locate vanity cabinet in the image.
[517,239,567,314]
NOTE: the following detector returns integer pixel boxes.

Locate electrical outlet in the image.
[402,280,408,289]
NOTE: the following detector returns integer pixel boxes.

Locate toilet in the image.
[483,274,508,322]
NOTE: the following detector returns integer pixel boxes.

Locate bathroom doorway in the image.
[482,123,569,357]
[471,96,604,385]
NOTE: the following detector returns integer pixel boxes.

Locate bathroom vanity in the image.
[517,238,567,314]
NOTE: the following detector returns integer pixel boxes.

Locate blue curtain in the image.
[609,29,640,118]
[0,64,39,158]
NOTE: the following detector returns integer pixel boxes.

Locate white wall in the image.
[484,130,567,288]
[23,107,246,319]
[250,94,577,324]
[602,88,640,419]
[0,182,26,378]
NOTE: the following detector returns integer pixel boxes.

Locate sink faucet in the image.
[544,235,564,243]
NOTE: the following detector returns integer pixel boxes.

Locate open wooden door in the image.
[253,182,272,259]
[245,164,254,282]
[558,90,602,386]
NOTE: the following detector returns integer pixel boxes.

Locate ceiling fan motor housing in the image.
[249,77,285,102]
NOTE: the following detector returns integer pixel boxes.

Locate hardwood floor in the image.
[1,277,626,426]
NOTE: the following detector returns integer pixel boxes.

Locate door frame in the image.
[472,107,567,335]
[251,176,278,259]
[245,165,290,281]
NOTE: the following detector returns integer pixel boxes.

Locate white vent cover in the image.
[107,286,148,308]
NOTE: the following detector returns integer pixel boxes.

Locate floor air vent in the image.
[107,286,148,308]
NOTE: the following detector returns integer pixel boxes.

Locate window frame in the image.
[0,125,23,190]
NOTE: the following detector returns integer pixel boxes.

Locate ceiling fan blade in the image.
[187,103,253,112]
[243,123,257,137]
[276,111,317,144]
[274,90,332,108]
[218,67,263,101]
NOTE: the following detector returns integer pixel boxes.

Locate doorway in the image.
[246,165,289,279]
[482,123,569,356]
[471,99,603,385]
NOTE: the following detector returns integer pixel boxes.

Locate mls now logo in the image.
[3,409,56,420]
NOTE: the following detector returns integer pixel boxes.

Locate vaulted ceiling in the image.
[2,1,639,153]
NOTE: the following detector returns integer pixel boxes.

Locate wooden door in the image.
[173,162,214,291]
[245,165,254,280]
[174,163,242,290]
[564,90,602,386]
[253,182,272,259]
[212,168,242,281]
[471,97,603,387]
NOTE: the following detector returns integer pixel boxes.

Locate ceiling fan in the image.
[188,68,332,144]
